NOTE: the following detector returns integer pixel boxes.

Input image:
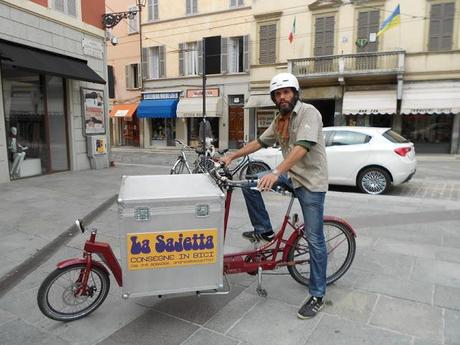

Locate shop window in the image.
[402,115,453,149]
[187,118,219,147]
[257,110,275,136]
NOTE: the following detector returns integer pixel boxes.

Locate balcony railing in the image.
[288,50,405,78]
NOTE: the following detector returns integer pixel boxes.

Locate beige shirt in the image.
[259,101,328,192]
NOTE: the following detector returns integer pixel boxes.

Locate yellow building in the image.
[248,0,460,153]
[107,0,460,153]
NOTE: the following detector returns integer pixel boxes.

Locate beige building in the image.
[107,0,460,153]
[248,0,460,153]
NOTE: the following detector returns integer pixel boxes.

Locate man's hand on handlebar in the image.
[257,172,278,191]
[219,155,233,167]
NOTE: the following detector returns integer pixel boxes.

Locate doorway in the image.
[228,105,244,148]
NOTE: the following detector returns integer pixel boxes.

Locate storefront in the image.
[109,103,140,147]
[245,92,276,139]
[138,92,179,147]
[0,39,106,181]
[400,82,460,154]
[342,89,397,128]
[176,91,222,147]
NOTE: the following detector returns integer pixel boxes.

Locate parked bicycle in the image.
[36,163,356,322]
[170,139,270,179]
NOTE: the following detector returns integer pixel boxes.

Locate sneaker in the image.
[242,230,275,242]
[297,296,324,319]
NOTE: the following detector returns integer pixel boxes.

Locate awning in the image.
[0,39,105,84]
[342,90,397,115]
[245,94,274,108]
[176,97,222,117]
[137,99,178,118]
[401,82,460,114]
[109,103,138,118]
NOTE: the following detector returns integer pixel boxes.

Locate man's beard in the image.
[276,99,296,115]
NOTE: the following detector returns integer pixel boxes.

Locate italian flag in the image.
[288,17,296,43]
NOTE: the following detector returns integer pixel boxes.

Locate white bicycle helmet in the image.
[269,72,299,93]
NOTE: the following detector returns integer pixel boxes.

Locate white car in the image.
[249,127,417,195]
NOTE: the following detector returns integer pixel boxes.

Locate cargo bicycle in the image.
[37,165,356,322]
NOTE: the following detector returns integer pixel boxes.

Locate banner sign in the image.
[127,229,218,270]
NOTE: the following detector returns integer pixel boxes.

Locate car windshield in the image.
[382,130,409,143]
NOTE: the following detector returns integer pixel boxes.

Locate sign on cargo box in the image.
[127,229,218,270]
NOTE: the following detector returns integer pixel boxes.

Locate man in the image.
[221,72,328,319]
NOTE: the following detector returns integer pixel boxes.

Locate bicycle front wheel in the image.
[287,219,356,287]
[37,264,110,321]
[238,161,271,179]
[170,159,187,174]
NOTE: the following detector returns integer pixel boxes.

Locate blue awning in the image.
[137,99,178,118]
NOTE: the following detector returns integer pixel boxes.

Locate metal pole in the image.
[202,38,206,151]
[138,1,143,91]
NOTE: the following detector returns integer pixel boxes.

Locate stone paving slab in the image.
[370,295,443,342]
[0,319,70,345]
[306,314,411,345]
[182,328,239,345]
[445,309,460,345]
[412,257,460,288]
[434,284,460,311]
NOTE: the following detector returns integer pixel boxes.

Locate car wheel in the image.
[357,167,391,195]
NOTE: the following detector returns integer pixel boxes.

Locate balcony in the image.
[288,50,405,82]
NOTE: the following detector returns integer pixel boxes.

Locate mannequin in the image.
[8,126,27,178]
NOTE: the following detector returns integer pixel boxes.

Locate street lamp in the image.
[102,0,147,89]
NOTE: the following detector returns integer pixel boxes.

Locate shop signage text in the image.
[187,88,219,98]
[127,229,218,270]
[143,92,181,100]
[408,108,452,114]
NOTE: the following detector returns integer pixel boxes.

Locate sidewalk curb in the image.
[0,194,118,299]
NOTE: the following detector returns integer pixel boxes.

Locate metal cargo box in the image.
[118,174,225,298]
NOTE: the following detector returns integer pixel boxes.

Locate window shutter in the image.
[230,0,236,7]
[192,0,197,13]
[314,17,324,56]
[128,6,139,33]
[142,48,149,79]
[54,0,64,12]
[259,23,276,64]
[221,37,228,74]
[324,16,335,55]
[243,35,249,71]
[441,2,455,50]
[197,40,203,74]
[178,43,185,76]
[159,45,166,78]
[137,63,142,88]
[357,11,378,53]
[238,0,244,5]
[186,0,191,14]
[154,0,159,20]
[125,65,130,89]
[67,0,77,16]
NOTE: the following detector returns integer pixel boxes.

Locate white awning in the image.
[401,82,460,114]
[342,90,397,115]
[176,97,222,117]
[244,94,274,108]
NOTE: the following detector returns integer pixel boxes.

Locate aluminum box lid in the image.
[118,174,224,204]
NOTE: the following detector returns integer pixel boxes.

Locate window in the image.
[143,46,166,79]
[224,36,248,73]
[230,0,244,7]
[330,131,371,146]
[314,15,335,56]
[428,2,455,51]
[357,10,379,53]
[53,0,77,17]
[205,36,221,74]
[125,63,140,89]
[259,23,277,64]
[147,0,159,21]
[107,65,115,99]
[382,130,409,143]
[128,5,139,34]
[186,0,197,15]
[179,41,202,76]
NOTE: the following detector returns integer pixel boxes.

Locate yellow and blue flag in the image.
[377,4,401,37]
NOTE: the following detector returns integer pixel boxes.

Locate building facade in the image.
[0,0,108,183]
[247,0,460,154]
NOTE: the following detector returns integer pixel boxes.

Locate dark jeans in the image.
[242,173,327,297]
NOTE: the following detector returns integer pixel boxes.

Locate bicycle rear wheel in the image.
[37,264,110,321]
[239,161,271,179]
[287,219,356,287]
[170,159,187,174]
